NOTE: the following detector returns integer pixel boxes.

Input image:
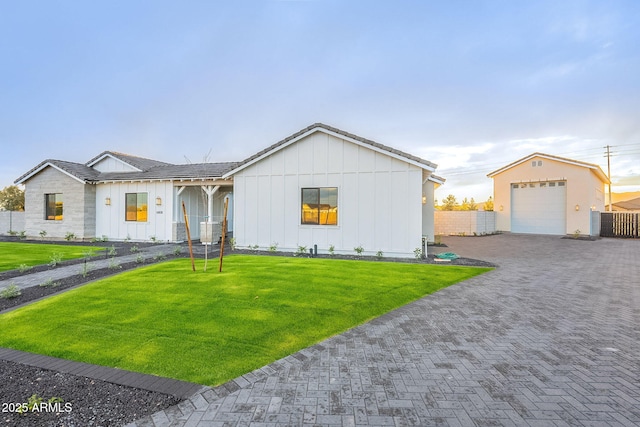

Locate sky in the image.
[2,0,639,204]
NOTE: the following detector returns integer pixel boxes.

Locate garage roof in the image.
[487,152,610,184]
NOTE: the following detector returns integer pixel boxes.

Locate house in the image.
[15,123,444,257]
[15,152,236,243]
[487,153,609,236]
[612,197,640,212]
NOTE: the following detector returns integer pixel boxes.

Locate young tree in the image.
[441,194,458,211]
[468,197,478,211]
[0,185,24,211]
[484,196,494,211]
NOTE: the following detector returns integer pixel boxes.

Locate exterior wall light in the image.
[105,197,111,206]
[575,204,580,211]
[156,196,162,206]
[422,195,427,204]
[499,205,504,211]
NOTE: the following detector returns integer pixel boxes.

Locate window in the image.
[45,194,63,220]
[301,187,338,225]
[125,193,148,222]
[558,181,565,186]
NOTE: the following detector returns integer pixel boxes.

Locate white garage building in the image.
[488,153,609,236]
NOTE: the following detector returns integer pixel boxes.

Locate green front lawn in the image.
[0,242,105,272]
[0,255,490,386]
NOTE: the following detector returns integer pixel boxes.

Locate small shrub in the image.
[80,262,91,278]
[354,246,364,258]
[0,284,21,299]
[107,245,117,257]
[108,259,121,270]
[229,237,237,251]
[7,230,17,236]
[269,243,278,252]
[18,231,27,240]
[82,249,94,260]
[17,395,64,414]
[573,229,581,239]
[250,244,260,252]
[328,244,335,256]
[39,230,47,239]
[135,254,145,264]
[130,245,140,253]
[64,232,76,241]
[153,254,167,262]
[434,235,442,245]
[414,247,423,259]
[295,245,308,256]
[49,252,63,267]
[39,278,60,288]
[376,250,384,259]
[173,247,182,256]
[18,264,33,273]
[149,235,158,243]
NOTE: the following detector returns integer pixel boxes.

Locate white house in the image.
[15,123,444,257]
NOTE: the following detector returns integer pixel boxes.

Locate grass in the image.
[0,255,491,386]
[0,242,105,272]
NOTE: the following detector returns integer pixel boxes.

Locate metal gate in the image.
[600,212,640,238]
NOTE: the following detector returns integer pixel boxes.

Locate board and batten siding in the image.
[95,181,174,242]
[232,132,423,257]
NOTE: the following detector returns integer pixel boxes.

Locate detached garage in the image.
[488,153,609,236]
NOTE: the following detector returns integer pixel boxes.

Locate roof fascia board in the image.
[223,126,436,178]
[95,178,232,185]
[16,162,88,185]
[86,153,143,172]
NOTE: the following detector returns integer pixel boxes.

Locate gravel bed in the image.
[0,360,180,427]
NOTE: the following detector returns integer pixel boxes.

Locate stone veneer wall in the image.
[23,168,96,240]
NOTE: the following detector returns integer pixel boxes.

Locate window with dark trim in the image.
[301,187,338,225]
[45,194,63,220]
[125,193,148,222]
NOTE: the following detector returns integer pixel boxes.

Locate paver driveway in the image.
[131,234,639,427]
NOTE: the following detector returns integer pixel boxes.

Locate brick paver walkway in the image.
[129,234,639,426]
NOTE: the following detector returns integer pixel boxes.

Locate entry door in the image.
[511,181,566,234]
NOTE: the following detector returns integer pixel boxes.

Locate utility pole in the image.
[604,145,613,212]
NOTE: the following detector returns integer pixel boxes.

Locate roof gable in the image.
[487,152,609,183]
[15,159,100,185]
[86,151,171,172]
[223,123,438,178]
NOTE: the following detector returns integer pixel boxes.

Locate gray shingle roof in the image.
[85,151,172,171]
[98,162,238,181]
[15,159,101,184]
[17,124,441,184]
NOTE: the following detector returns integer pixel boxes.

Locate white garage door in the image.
[511,181,566,234]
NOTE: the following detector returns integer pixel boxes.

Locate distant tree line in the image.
[436,195,493,211]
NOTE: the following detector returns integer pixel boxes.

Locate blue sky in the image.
[2,0,639,203]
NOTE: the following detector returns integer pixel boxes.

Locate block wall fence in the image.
[434,211,497,236]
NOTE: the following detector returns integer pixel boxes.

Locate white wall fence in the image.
[0,211,25,234]
[435,211,497,236]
